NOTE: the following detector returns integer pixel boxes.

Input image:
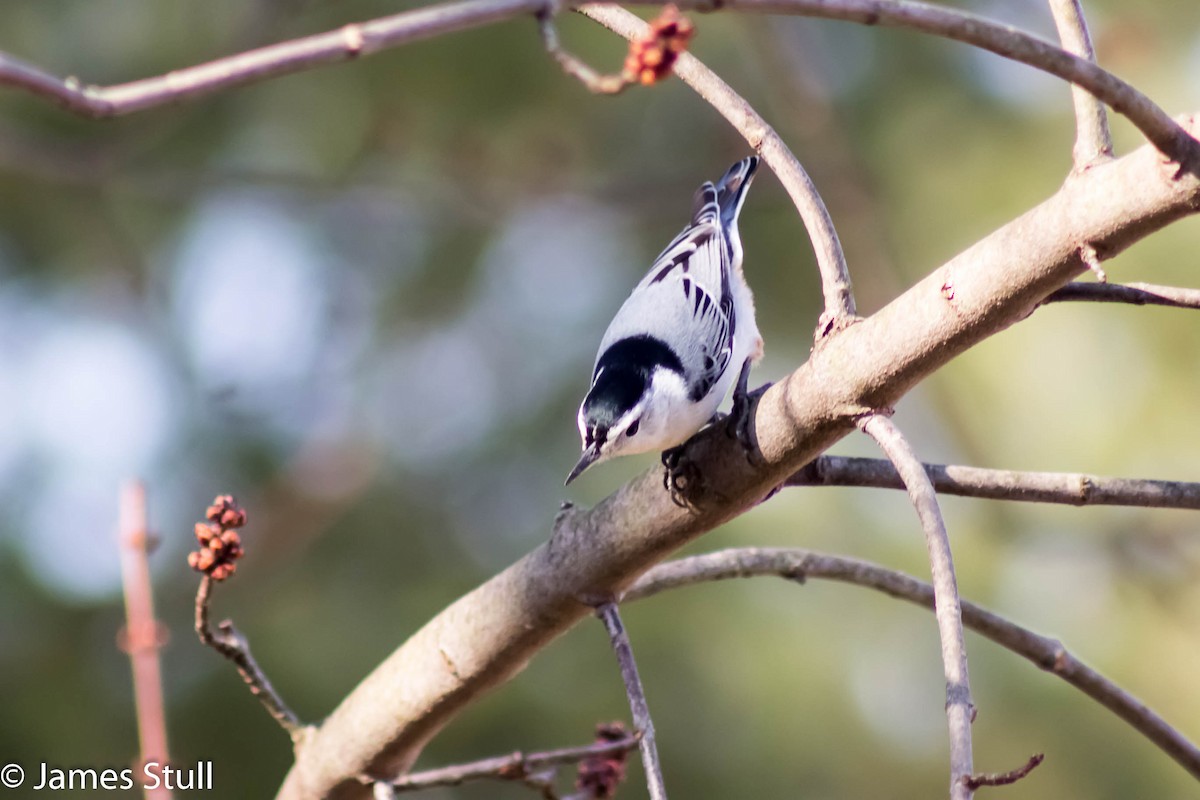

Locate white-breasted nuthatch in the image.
[566,156,764,485]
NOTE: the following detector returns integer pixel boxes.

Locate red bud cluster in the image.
[576,722,631,798]
[188,495,247,581]
[623,5,695,86]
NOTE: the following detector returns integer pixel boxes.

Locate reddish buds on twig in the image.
[576,722,631,798]
[622,5,695,86]
[188,495,247,582]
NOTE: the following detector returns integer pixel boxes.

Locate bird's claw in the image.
[661,445,700,509]
[725,359,770,468]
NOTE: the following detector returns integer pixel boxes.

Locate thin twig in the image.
[0,0,546,116]
[0,0,1193,169]
[596,602,668,800]
[1048,0,1113,168]
[964,753,1045,790]
[379,732,640,793]
[858,415,974,800]
[1044,281,1200,310]
[787,455,1200,510]
[117,481,172,800]
[625,548,1200,781]
[538,8,631,94]
[580,4,857,331]
[666,0,1198,170]
[194,576,305,738]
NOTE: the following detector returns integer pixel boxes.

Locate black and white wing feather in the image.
[597,180,735,401]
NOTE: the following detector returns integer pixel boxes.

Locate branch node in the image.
[1080,243,1107,282]
[342,24,366,57]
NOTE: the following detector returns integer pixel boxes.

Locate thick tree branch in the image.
[579,4,857,328]
[277,114,1200,800]
[858,415,974,800]
[625,548,1200,781]
[1048,0,1113,168]
[788,455,1200,509]
[1044,281,1200,310]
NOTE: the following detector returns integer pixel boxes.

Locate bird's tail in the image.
[716,156,759,230]
[690,156,760,229]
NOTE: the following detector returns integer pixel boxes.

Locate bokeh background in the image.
[1,0,1199,797]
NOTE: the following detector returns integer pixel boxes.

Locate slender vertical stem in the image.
[596,602,667,800]
[118,481,172,800]
[1048,0,1113,167]
[858,417,975,800]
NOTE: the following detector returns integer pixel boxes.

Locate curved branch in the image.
[625,548,1200,782]
[579,4,857,326]
[678,0,1198,169]
[788,455,1200,509]
[0,0,546,117]
[277,119,1200,800]
[1,0,1193,171]
[858,415,974,799]
[1044,281,1200,310]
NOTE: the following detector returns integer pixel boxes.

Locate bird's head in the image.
[565,366,651,485]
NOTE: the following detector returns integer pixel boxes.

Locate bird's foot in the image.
[661,444,701,509]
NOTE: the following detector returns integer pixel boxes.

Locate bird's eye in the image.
[626,420,640,437]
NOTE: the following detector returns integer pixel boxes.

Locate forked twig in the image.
[189,496,305,739]
[375,728,639,795]
[194,576,305,737]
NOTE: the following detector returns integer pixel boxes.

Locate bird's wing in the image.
[601,219,735,401]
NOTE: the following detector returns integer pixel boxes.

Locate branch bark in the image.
[625,548,1200,781]
[277,108,1200,800]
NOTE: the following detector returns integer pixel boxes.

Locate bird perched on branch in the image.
[566,156,765,486]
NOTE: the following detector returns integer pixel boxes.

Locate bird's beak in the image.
[565,443,602,486]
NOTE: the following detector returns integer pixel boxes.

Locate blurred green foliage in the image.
[0,1,1198,798]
